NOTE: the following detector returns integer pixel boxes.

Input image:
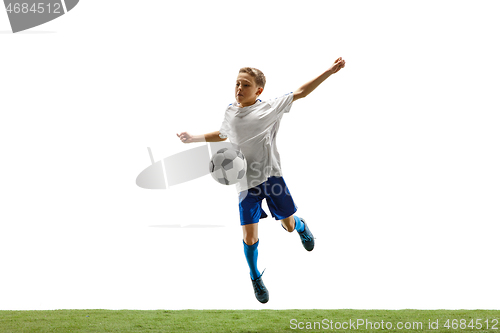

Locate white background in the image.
[1,0,499,310]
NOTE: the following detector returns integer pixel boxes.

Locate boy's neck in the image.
[238,99,259,108]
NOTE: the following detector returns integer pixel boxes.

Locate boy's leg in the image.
[242,223,260,280]
[239,185,269,304]
[280,215,303,233]
[242,222,259,248]
[280,215,314,251]
[239,182,268,278]
[242,222,269,303]
[261,177,313,251]
[280,215,294,232]
[240,192,263,280]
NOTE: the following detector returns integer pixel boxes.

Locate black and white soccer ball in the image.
[209,148,247,185]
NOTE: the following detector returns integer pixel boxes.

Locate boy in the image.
[177,57,346,303]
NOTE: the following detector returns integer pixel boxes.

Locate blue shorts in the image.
[238,176,298,225]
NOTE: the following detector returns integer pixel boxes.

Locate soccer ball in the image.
[209,148,247,185]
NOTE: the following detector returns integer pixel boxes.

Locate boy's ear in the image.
[257,87,264,95]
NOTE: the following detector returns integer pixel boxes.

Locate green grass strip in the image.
[1,309,499,332]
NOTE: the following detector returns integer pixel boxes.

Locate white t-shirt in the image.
[219,92,294,192]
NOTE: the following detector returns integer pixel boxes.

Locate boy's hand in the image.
[177,132,196,143]
[328,57,346,74]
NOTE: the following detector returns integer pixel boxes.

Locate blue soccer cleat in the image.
[298,218,315,251]
[251,272,269,304]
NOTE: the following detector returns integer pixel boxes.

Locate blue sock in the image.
[243,239,261,280]
[294,216,305,233]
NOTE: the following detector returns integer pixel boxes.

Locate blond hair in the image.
[239,67,266,89]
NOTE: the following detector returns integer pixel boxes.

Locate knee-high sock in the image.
[294,215,305,233]
[243,239,261,280]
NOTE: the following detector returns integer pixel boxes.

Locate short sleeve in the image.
[218,105,232,139]
[268,92,294,117]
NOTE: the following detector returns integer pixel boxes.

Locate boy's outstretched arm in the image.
[293,57,345,102]
[177,131,227,143]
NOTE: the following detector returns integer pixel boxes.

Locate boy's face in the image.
[235,73,263,107]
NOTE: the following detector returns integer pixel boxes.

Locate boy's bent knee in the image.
[281,223,294,233]
[280,215,295,232]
